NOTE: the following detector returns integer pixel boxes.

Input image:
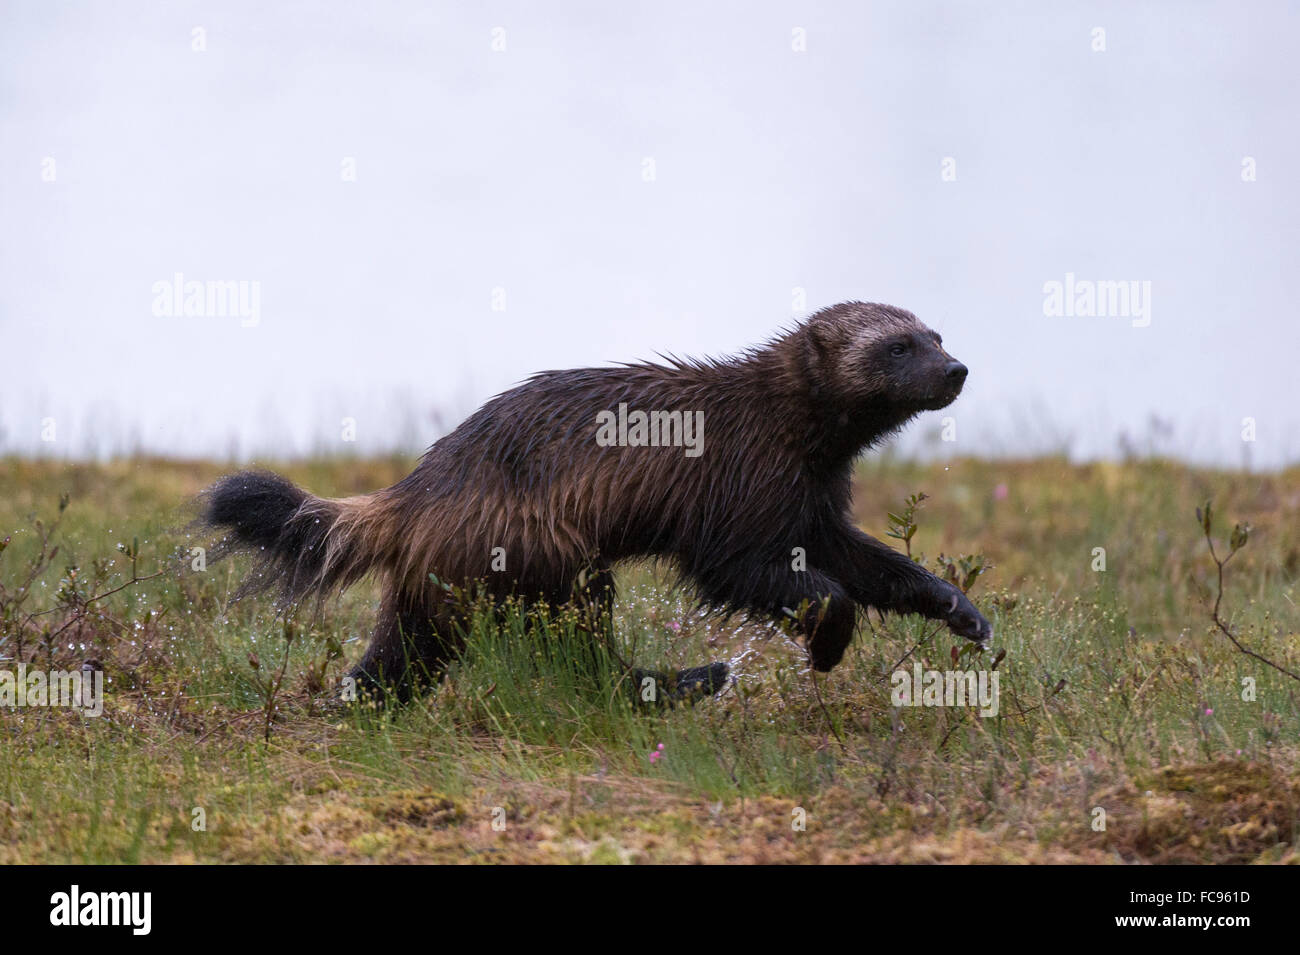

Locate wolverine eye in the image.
[889,343,908,358]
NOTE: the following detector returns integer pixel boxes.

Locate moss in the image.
[365,790,464,829]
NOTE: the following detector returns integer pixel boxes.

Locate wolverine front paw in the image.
[938,585,993,646]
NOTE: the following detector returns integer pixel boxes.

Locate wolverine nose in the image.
[945,361,968,382]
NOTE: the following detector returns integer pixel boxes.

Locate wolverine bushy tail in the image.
[197,469,386,603]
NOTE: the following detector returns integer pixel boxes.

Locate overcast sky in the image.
[2,0,1296,467]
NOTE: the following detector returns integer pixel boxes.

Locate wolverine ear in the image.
[803,324,833,369]
[800,324,834,395]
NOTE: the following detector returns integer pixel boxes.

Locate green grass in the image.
[0,454,1297,863]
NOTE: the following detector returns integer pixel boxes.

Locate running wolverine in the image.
[198,302,992,701]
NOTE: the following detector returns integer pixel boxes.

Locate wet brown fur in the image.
[198,302,991,701]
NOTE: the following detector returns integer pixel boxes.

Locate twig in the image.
[1201,504,1300,683]
[883,621,944,678]
[799,598,848,752]
[809,667,847,753]
[262,625,296,742]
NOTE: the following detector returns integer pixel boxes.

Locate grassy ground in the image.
[0,453,1297,864]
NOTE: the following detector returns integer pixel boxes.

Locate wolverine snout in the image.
[945,361,968,383]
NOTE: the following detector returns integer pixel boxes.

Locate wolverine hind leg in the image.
[572,563,729,705]
[345,589,463,705]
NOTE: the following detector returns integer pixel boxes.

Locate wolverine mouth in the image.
[920,363,968,409]
[916,385,964,410]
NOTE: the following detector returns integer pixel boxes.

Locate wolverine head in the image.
[800,302,968,413]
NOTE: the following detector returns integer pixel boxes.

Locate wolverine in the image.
[198,301,992,702]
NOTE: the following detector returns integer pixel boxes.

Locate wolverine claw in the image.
[944,590,992,646]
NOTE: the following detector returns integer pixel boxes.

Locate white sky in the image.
[2,0,1297,467]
